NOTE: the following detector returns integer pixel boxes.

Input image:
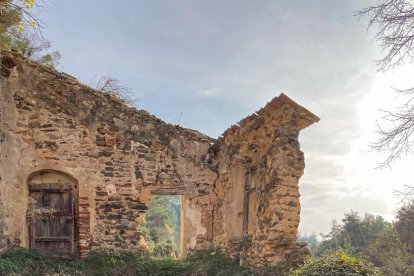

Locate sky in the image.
[33,0,414,234]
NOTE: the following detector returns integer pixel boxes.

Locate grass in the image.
[0,248,291,276]
[0,248,379,276]
[0,248,82,275]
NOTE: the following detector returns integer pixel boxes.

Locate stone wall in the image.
[212,95,319,266]
[0,50,318,265]
[0,51,218,258]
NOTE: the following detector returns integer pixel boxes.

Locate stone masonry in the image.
[0,50,319,266]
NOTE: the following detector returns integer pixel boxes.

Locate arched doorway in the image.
[26,170,78,259]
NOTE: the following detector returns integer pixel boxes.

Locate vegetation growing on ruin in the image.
[3,181,412,275]
[3,180,414,275]
[3,202,414,275]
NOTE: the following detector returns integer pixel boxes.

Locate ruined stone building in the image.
[0,51,319,266]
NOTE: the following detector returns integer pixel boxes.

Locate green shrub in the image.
[290,250,382,276]
[151,243,177,258]
[0,248,296,276]
[0,258,18,275]
[254,263,289,276]
[82,250,181,276]
[181,249,252,276]
[0,248,82,275]
[81,250,136,276]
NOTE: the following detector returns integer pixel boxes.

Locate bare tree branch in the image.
[92,75,139,107]
[371,88,414,168]
[357,0,414,167]
[394,184,414,201]
[355,0,414,71]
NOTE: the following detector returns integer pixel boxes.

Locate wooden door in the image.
[28,183,75,259]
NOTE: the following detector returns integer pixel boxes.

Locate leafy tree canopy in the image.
[395,200,414,255]
[317,211,391,256]
[365,227,414,275]
[0,0,60,68]
[143,195,181,258]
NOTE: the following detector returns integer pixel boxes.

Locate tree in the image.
[365,227,414,275]
[144,195,181,257]
[316,220,344,255]
[1,0,39,49]
[1,1,60,68]
[395,200,414,255]
[316,211,391,256]
[356,0,414,168]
